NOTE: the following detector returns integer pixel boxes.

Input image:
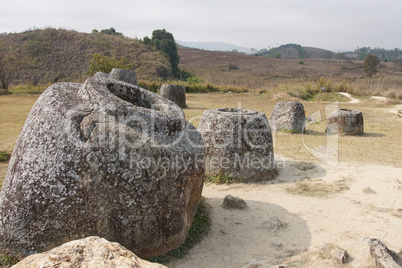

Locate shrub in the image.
[298,60,304,65]
[87,54,135,75]
[205,174,236,184]
[0,255,18,266]
[186,75,204,84]
[228,64,239,70]
[0,151,11,162]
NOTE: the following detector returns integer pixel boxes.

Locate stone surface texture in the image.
[222,194,247,209]
[160,84,187,108]
[269,101,305,133]
[366,238,402,268]
[13,236,166,268]
[93,71,109,79]
[326,109,364,135]
[109,68,138,85]
[0,75,205,259]
[198,108,275,182]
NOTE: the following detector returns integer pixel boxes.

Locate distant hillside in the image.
[177,41,251,54]
[0,28,170,85]
[259,44,336,59]
[178,46,402,91]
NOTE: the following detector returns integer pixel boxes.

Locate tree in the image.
[142,36,151,45]
[0,44,18,90]
[151,29,180,78]
[100,27,123,36]
[363,54,380,77]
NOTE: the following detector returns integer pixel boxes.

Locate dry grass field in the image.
[178,47,402,98]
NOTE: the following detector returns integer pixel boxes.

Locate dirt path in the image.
[170,158,402,268]
[338,92,360,104]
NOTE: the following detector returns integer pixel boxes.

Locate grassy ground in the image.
[1,91,401,187]
[0,94,40,184]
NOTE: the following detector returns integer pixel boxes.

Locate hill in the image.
[0,28,170,86]
[258,44,335,59]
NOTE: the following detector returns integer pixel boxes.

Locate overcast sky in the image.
[1,0,401,51]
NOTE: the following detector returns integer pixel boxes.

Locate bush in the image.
[0,255,18,266]
[205,174,236,184]
[0,151,11,162]
[228,64,239,70]
[88,54,135,75]
[298,60,304,65]
[186,75,204,84]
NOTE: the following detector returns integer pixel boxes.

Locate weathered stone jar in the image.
[269,101,305,133]
[326,109,364,135]
[160,84,187,108]
[198,108,275,182]
[0,75,205,259]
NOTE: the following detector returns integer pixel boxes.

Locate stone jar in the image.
[160,84,187,108]
[0,76,205,259]
[198,108,275,182]
[269,101,306,133]
[326,109,364,135]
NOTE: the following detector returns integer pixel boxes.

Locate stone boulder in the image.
[109,68,138,85]
[93,71,109,79]
[269,101,305,133]
[326,109,364,135]
[160,84,187,108]
[0,76,205,259]
[198,108,275,182]
[222,195,247,209]
[14,236,166,268]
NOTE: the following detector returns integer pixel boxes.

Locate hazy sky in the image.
[1,0,401,51]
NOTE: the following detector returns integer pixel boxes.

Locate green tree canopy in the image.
[151,29,180,78]
[363,54,380,77]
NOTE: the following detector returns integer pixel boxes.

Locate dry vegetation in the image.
[178,47,402,98]
[0,28,169,85]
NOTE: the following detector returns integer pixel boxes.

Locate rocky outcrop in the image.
[109,68,138,85]
[0,75,205,259]
[160,84,187,108]
[326,109,364,135]
[269,101,305,133]
[13,236,166,268]
[198,108,275,182]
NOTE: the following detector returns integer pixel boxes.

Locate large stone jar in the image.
[0,75,205,259]
[326,109,364,135]
[269,101,306,133]
[160,84,187,108]
[198,108,275,182]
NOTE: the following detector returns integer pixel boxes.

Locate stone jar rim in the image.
[215,108,258,115]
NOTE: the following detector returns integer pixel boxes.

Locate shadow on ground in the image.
[170,198,311,268]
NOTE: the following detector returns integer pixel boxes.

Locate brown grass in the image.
[285,180,350,198]
[0,28,169,86]
[0,95,39,185]
[178,47,402,98]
